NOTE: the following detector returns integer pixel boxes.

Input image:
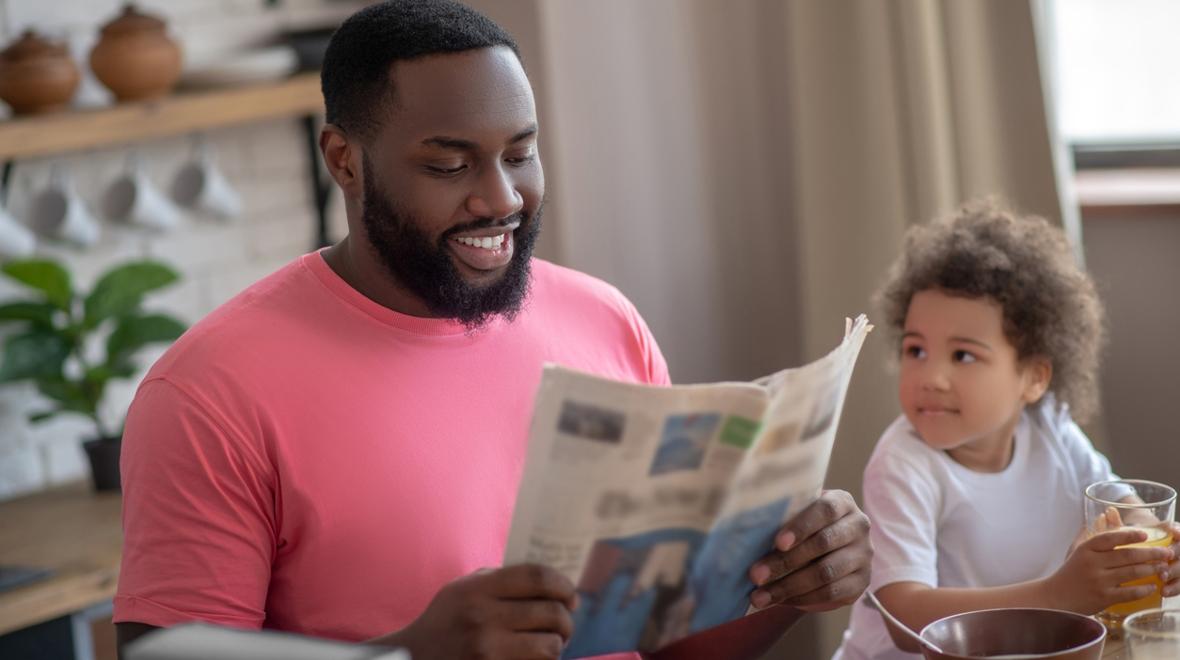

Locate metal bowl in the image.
[919,608,1106,659]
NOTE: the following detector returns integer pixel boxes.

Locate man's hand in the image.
[1044,528,1172,614]
[747,490,871,612]
[382,564,577,660]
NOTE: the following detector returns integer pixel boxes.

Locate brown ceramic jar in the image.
[89,3,182,102]
[0,30,81,115]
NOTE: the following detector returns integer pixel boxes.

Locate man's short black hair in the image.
[321,0,522,141]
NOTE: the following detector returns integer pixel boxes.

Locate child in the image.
[832,200,1180,659]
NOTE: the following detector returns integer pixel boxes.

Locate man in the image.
[114,2,871,658]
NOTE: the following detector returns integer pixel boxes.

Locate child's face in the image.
[898,290,1049,464]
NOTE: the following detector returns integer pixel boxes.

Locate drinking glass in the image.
[1124,608,1180,659]
[1084,479,1176,637]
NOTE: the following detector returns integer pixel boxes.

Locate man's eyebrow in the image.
[421,136,478,151]
[421,124,538,151]
[509,124,538,144]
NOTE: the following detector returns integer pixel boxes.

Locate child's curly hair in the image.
[874,198,1107,423]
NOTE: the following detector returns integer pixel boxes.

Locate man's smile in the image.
[448,222,519,272]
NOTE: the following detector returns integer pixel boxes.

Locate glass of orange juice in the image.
[1084,479,1176,638]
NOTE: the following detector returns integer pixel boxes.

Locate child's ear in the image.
[1021,357,1053,404]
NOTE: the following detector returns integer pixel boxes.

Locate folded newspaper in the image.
[505,315,872,657]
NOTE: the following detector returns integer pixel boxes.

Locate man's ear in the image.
[320,124,362,197]
[1022,357,1053,404]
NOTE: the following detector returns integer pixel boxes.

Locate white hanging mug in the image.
[27,166,100,247]
[170,139,241,220]
[0,203,36,258]
[100,152,183,231]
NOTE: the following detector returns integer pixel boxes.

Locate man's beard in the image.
[360,156,541,330]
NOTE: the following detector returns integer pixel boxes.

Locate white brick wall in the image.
[0,0,359,500]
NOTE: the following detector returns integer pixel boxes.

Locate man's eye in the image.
[953,350,977,364]
[505,153,536,166]
[425,164,466,175]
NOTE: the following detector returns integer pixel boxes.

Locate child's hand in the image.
[1046,527,1173,614]
[1163,522,1180,598]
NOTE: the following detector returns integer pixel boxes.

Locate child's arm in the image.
[876,527,1173,654]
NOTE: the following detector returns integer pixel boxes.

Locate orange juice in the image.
[1099,526,1172,628]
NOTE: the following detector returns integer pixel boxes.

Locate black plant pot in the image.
[82,436,122,492]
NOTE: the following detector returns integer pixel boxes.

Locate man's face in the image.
[359,46,544,328]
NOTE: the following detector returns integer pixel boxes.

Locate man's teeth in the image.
[455,234,506,249]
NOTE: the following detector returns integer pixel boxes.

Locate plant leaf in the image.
[106,313,187,368]
[1,260,72,310]
[0,331,70,382]
[0,301,59,327]
[84,261,180,328]
[29,410,60,424]
[36,378,94,416]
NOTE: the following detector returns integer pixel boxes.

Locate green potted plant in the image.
[0,258,187,491]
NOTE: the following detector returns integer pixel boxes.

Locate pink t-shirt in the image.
[114,252,669,653]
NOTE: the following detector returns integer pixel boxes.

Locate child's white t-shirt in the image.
[832,397,1115,660]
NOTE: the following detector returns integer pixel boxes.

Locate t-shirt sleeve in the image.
[863,446,942,591]
[638,321,671,387]
[114,377,276,630]
[1052,404,1118,486]
[615,287,671,386]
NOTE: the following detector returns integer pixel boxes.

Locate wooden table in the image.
[0,482,122,658]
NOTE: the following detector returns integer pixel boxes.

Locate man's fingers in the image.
[495,599,575,641]
[771,569,870,612]
[488,564,577,608]
[750,545,864,608]
[495,631,566,660]
[751,503,869,585]
[774,490,858,552]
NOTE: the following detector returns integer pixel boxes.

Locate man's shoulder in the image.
[529,259,636,317]
[531,258,621,294]
[146,254,322,380]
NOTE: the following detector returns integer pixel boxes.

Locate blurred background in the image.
[0,0,1177,658]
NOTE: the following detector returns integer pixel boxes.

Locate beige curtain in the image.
[474,0,1063,655]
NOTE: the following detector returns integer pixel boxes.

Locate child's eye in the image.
[953,350,977,364]
[903,345,925,359]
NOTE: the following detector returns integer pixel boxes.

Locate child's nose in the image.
[920,365,951,391]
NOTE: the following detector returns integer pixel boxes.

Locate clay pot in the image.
[90,3,182,102]
[0,30,81,114]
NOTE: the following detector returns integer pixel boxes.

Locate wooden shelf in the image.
[0,482,122,636]
[0,72,323,160]
[1075,168,1180,217]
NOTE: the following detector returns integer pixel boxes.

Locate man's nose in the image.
[466,163,523,219]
